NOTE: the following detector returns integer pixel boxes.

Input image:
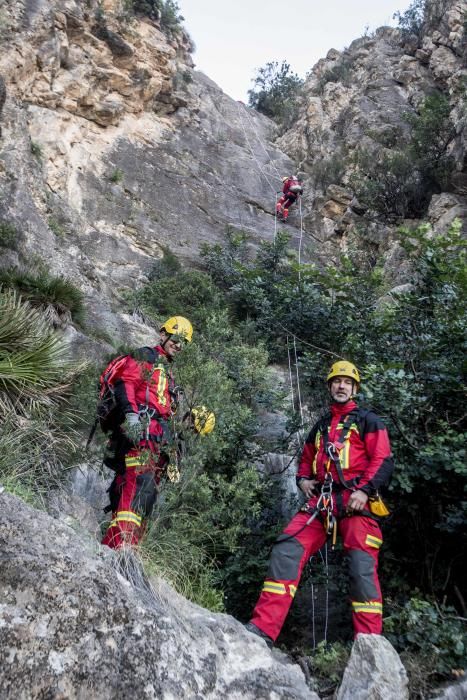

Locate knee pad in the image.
[107,477,122,513]
[347,549,379,601]
[268,535,304,581]
[132,472,157,518]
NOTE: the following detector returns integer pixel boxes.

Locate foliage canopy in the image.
[248,60,304,131]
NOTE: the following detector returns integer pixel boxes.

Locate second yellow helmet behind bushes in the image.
[191,406,216,435]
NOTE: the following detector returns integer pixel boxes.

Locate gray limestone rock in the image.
[433,678,467,699]
[0,491,317,700]
[336,634,409,700]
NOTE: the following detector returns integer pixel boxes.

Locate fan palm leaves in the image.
[0,288,73,417]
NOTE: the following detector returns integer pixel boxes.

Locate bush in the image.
[393,0,426,38]
[351,93,456,220]
[202,220,467,616]
[0,289,78,496]
[0,267,85,326]
[311,151,347,190]
[109,168,124,183]
[248,60,304,131]
[316,55,355,94]
[385,597,467,696]
[129,0,184,36]
[122,246,288,614]
[0,221,17,248]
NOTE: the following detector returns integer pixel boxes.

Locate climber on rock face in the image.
[245,361,394,648]
[276,175,303,221]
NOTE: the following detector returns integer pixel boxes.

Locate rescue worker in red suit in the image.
[102,316,193,549]
[276,175,303,221]
[246,361,394,646]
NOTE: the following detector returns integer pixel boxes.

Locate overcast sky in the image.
[177,0,413,101]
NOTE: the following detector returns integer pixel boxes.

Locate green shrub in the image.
[248,60,304,131]
[351,92,456,220]
[0,290,78,497]
[0,288,72,414]
[109,168,124,183]
[0,267,85,326]
[316,55,355,93]
[0,222,17,248]
[311,151,347,189]
[30,141,43,160]
[385,597,467,695]
[303,641,351,696]
[131,266,224,333]
[393,0,425,36]
[129,0,184,37]
[48,217,66,238]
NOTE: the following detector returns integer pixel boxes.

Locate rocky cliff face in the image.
[0,0,294,340]
[0,0,465,339]
[280,0,466,259]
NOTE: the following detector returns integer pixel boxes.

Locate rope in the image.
[274,192,278,244]
[323,543,329,643]
[286,335,296,413]
[238,100,337,653]
[298,197,304,281]
[293,336,305,436]
[278,322,342,359]
[236,103,277,196]
[241,104,283,180]
[311,581,316,650]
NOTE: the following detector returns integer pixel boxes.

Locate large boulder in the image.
[0,491,316,699]
[336,634,409,700]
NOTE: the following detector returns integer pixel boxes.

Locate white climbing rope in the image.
[236,102,277,195]
[286,334,296,413]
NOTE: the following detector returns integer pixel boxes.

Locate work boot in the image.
[244,621,274,648]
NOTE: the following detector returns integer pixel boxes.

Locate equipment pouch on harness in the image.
[368,492,390,517]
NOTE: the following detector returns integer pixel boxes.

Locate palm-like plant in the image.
[0,288,73,416]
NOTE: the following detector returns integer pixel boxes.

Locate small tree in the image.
[248,60,304,130]
[393,0,426,38]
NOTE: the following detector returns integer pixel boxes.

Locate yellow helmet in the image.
[191,406,215,435]
[327,360,361,384]
[160,316,193,343]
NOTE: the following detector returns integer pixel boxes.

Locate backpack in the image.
[288,183,303,194]
[86,346,157,448]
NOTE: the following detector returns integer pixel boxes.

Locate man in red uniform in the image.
[246,361,394,646]
[102,316,193,549]
[276,175,303,221]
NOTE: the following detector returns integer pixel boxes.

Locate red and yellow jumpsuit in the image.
[102,345,175,549]
[250,400,394,640]
[276,177,303,220]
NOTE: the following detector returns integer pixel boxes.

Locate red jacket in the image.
[297,401,394,493]
[113,345,175,438]
[282,177,303,196]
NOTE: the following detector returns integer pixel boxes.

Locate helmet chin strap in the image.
[160,332,170,349]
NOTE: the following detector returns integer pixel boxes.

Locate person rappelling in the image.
[245,361,394,647]
[276,175,303,221]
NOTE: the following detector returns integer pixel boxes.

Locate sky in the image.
[177,0,413,101]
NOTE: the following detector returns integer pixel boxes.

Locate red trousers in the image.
[250,508,383,640]
[102,446,162,549]
[276,194,298,219]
